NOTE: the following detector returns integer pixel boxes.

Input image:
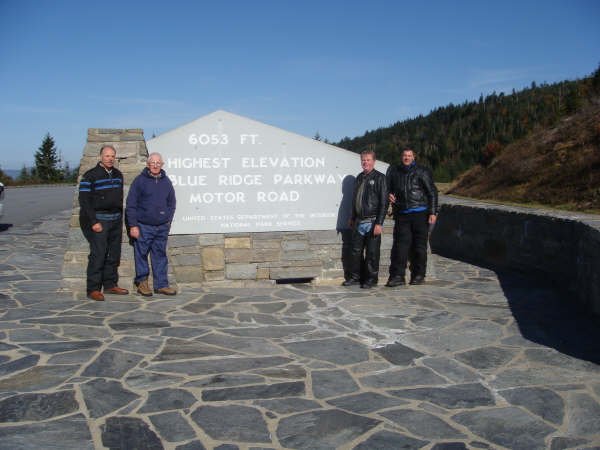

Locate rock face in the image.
[101,416,163,450]
[373,341,425,365]
[81,379,139,418]
[0,414,94,450]
[0,391,79,422]
[190,405,271,442]
[82,349,144,378]
[452,407,556,450]
[276,409,381,449]
[354,430,429,450]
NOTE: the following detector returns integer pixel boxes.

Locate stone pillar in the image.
[61,129,148,291]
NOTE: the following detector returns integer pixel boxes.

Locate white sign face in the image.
[147,111,388,234]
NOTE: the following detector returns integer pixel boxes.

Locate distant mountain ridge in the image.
[336,65,600,183]
[3,169,20,179]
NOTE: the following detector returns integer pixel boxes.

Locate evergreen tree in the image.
[17,165,31,183]
[62,162,80,183]
[589,63,600,95]
[335,65,599,181]
[34,133,61,182]
[63,161,70,181]
[67,165,80,182]
[0,165,12,185]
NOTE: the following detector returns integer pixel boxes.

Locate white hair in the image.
[147,152,163,162]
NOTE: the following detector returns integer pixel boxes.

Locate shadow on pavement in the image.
[497,270,600,365]
[0,223,13,232]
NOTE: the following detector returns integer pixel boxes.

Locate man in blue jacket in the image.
[126,152,177,296]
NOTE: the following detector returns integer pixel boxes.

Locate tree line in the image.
[0,133,79,185]
[334,65,600,181]
[3,66,599,186]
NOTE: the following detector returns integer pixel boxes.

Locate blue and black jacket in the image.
[125,167,176,227]
[78,163,124,230]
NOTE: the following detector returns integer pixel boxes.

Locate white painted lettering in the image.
[189,192,246,203]
[167,157,231,169]
[218,174,263,186]
[240,157,325,169]
[169,175,207,186]
[256,191,300,202]
[240,134,259,144]
[188,133,229,145]
[272,173,338,185]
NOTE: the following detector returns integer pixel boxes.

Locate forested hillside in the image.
[448,102,600,212]
[336,66,600,182]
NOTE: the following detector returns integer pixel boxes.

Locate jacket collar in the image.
[142,167,165,179]
[401,161,416,172]
[361,168,376,178]
[98,162,114,175]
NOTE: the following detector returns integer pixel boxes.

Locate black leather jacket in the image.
[351,169,388,225]
[386,163,438,216]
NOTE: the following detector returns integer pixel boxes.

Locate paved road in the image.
[0,211,599,449]
[0,185,75,228]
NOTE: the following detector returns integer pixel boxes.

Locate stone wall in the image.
[431,196,600,315]
[168,228,394,287]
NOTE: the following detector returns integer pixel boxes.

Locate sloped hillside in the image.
[337,67,600,182]
[447,102,600,212]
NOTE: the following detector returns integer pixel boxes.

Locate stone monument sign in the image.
[63,114,394,287]
[147,110,388,234]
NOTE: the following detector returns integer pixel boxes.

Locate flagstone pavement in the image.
[0,211,599,450]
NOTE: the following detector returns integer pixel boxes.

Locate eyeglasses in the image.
[148,161,163,166]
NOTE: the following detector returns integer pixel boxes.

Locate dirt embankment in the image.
[447,103,600,212]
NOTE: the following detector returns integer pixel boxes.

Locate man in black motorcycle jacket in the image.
[386,148,438,287]
[343,149,388,289]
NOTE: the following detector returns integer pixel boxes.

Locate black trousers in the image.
[389,211,429,279]
[82,219,122,293]
[348,224,381,284]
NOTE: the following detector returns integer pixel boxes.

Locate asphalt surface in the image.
[0,185,75,228]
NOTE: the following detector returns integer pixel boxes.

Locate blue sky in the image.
[1,0,599,170]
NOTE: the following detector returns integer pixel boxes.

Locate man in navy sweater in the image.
[79,145,129,301]
[126,152,177,296]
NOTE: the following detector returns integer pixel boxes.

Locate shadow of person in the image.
[337,175,355,281]
[0,223,13,232]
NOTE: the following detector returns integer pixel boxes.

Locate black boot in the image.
[409,275,425,285]
[385,277,405,287]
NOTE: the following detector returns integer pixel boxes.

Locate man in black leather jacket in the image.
[343,150,388,289]
[386,148,438,286]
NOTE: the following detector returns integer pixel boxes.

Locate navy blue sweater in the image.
[126,167,176,226]
[78,163,124,230]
